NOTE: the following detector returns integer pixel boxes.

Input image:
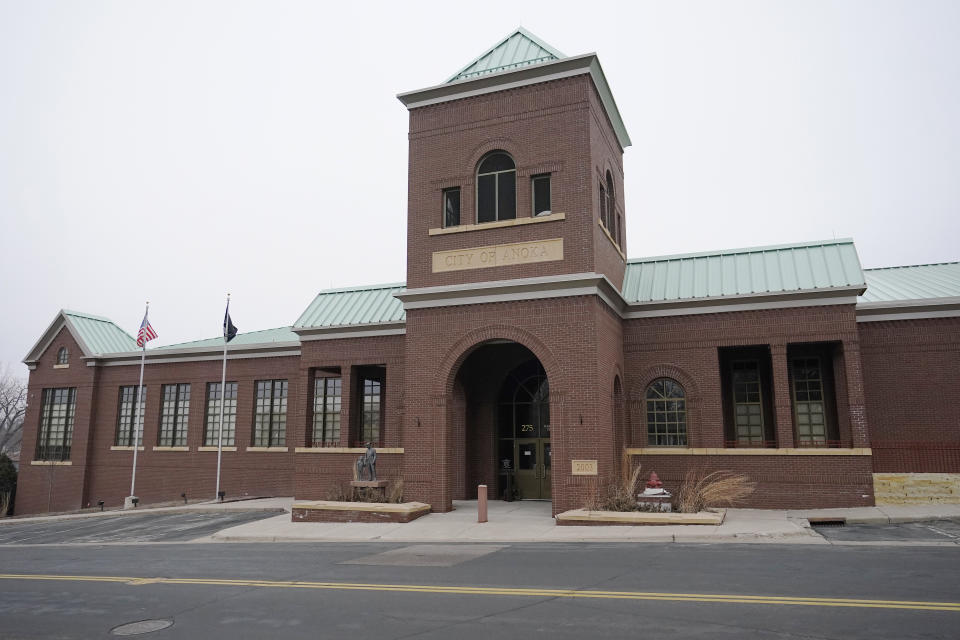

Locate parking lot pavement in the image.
[0,511,280,545]
[813,518,960,543]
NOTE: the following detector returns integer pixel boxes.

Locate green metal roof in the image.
[294,283,406,329]
[447,27,565,83]
[62,310,139,356]
[154,326,299,351]
[859,262,960,303]
[622,239,866,304]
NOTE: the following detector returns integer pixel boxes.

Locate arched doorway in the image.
[452,341,551,502]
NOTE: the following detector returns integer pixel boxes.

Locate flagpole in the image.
[215,294,229,502]
[128,302,148,504]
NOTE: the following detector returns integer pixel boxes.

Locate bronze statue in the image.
[356,443,377,481]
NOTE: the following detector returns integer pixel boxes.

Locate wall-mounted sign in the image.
[432,238,563,273]
[571,459,598,476]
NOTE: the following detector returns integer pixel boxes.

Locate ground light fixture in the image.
[97,500,104,511]
[217,491,225,503]
[180,492,187,504]
[131,497,139,507]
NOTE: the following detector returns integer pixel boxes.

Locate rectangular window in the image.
[312,377,342,446]
[792,357,827,446]
[254,379,287,447]
[360,378,381,445]
[205,382,238,447]
[36,387,76,461]
[442,187,461,228]
[532,174,551,216]
[115,386,146,447]
[731,360,765,445]
[159,384,190,447]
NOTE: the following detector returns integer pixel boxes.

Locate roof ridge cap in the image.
[627,238,856,264]
[864,261,960,272]
[157,326,296,349]
[313,282,406,295]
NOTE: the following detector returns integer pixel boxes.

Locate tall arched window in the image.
[645,378,686,446]
[477,152,516,223]
[56,347,69,365]
[605,170,615,236]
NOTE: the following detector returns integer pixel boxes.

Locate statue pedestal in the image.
[350,480,389,502]
[637,489,672,512]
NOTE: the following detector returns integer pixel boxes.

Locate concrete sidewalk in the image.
[6,498,959,544]
[210,500,960,545]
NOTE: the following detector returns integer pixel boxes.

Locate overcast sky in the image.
[1,0,958,375]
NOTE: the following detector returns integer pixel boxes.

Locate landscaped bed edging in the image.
[555,509,725,526]
[291,500,431,523]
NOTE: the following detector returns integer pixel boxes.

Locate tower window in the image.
[56,347,68,365]
[476,152,516,223]
[442,187,461,228]
[532,174,551,216]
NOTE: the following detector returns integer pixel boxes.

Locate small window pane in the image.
[497,171,516,221]
[645,378,687,446]
[478,152,515,173]
[477,174,496,223]
[443,188,460,227]
[533,175,551,215]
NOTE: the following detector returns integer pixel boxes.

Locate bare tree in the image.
[0,367,26,458]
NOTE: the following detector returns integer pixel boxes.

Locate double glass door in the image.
[515,438,550,500]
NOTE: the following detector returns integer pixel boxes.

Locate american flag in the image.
[137,310,158,347]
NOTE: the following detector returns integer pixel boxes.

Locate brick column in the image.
[770,344,795,448]
[841,340,871,448]
[339,364,355,447]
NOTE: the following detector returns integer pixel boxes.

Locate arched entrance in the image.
[451,341,551,502]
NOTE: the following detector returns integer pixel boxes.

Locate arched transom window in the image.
[645,378,687,446]
[56,347,69,365]
[477,152,516,223]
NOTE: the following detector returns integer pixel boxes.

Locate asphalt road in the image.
[0,511,280,545]
[0,539,958,639]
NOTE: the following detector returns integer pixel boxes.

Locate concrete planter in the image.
[291,500,431,523]
[555,508,725,526]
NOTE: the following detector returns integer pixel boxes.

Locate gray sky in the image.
[2,0,958,375]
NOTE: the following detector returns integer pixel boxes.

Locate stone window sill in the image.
[110,446,144,451]
[53,364,69,369]
[625,447,872,456]
[429,212,565,236]
[596,218,626,260]
[31,460,72,466]
[294,447,404,454]
[152,446,190,452]
[198,446,238,452]
[246,447,289,453]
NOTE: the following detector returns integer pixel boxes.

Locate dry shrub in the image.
[324,482,352,502]
[387,478,404,504]
[676,470,755,513]
[595,464,644,512]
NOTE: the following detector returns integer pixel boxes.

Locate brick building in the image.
[17,29,960,516]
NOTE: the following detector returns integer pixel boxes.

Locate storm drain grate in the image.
[809,518,846,528]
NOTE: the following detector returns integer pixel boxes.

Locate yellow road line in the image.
[1,574,958,612]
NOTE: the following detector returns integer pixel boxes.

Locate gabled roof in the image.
[23,310,138,363]
[859,262,960,304]
[294,283,406,330]
[447,27,565,83]
[154,327,299,351]
[622,239,866,304]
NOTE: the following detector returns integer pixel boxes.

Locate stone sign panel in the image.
[432,238,563,273]
[571,460,598,476]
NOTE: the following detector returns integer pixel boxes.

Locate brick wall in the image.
[859,317,960,473]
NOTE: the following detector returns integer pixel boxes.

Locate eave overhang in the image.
[85,341,302,367]
[397,53,631,150]
[855,296,960,322]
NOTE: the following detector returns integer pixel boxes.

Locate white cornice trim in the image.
[297,325,407,341]
[623,288,862,319]
[397,273,626,315]
[855,297,960,322]
[95,349,301,367]
[398,54,631,149]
